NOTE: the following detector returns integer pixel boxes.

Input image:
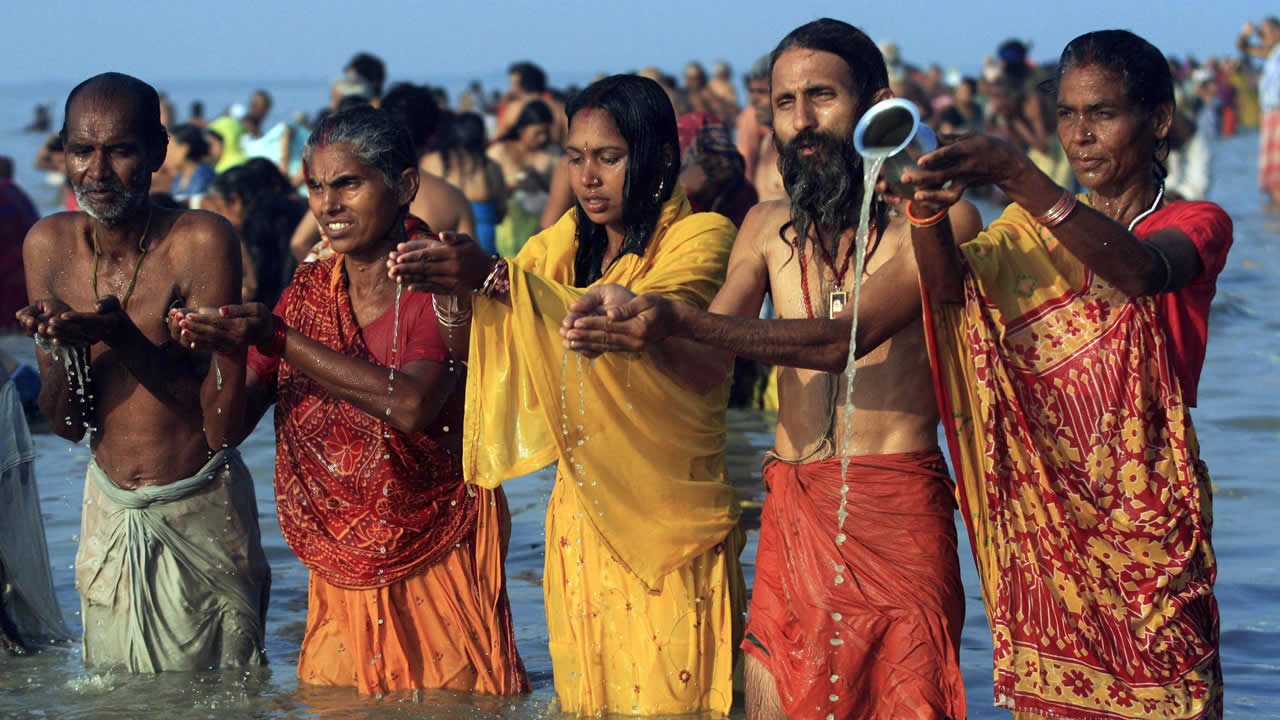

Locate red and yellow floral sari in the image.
[923,200,1223,719]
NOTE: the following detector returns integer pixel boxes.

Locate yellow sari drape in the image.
[923,201,1220,720]
[463,187,745,715]
[463,186,740,589]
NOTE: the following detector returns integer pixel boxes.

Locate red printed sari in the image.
[271,256,476,589]
[923,200,1223,719]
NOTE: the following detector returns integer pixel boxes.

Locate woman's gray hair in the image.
[303,105,417,193]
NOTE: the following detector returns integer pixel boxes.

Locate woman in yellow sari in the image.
[388,74,745,717]
[901,30,1231,720]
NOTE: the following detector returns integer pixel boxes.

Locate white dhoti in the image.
[75,448,270,672]
[0,379,72,652]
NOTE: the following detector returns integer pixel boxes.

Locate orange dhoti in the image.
[744,449,966,720]
[297,486,528,695]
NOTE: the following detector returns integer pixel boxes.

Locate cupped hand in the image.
[40,296,127,348]
[16,298,73,343]
[561,284,639,331]
[561,290,673,357]
[387,231,493,295]
[175,303,273,354]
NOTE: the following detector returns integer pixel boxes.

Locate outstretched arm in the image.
[906,134,1203,298]
[565,204,979,376]
[177,302,458,437]
[566,238,943,376]
[563,204,775,392]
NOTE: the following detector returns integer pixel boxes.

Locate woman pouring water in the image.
[171,106,528,698]
[901,30,1230,719]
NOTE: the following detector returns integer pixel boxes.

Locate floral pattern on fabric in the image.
[272,256,475,589]
[924,201,1223,719]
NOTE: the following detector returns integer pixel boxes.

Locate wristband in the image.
[432,294,473,328]
[478,258,510,298]
[1033,190,1078,228]
[906,201,948,228]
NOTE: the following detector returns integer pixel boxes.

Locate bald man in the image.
[17,72,269,672]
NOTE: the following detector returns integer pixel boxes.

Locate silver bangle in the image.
[432,294,472,327]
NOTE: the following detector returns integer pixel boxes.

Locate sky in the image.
[4,0,1275,90]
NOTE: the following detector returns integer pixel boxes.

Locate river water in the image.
[1,89,1277,717]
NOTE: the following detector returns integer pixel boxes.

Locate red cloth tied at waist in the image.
[744,448,967,720]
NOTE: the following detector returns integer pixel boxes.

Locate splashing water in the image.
[38,339,96,441]
[822,153,888,716]
[558,350,592,486]
[834,154,889,549]
[214,354,223,391]
[385,281,403,418]
[389,280,403,384]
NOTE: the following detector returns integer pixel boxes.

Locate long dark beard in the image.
[777,128,865,260]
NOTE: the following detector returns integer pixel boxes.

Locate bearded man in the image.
[562,19,982,720]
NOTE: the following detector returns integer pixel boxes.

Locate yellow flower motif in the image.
[1122,416,1145,454]
[1119,459,1148,496]
[1086,445,1116,480]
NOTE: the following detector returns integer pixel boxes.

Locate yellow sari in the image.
[464,186,745,715]
[923,201,1221,720]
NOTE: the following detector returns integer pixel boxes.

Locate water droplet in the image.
[830,674,839,683]
[830,612,842,621]
[830,638,844,646]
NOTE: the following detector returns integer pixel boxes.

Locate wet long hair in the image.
[565,74,680,287]
[768,19,890,263]
[1048,30,1176,179]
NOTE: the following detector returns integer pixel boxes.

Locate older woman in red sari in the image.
[901,30,1230,720]
[172,106,528,698]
